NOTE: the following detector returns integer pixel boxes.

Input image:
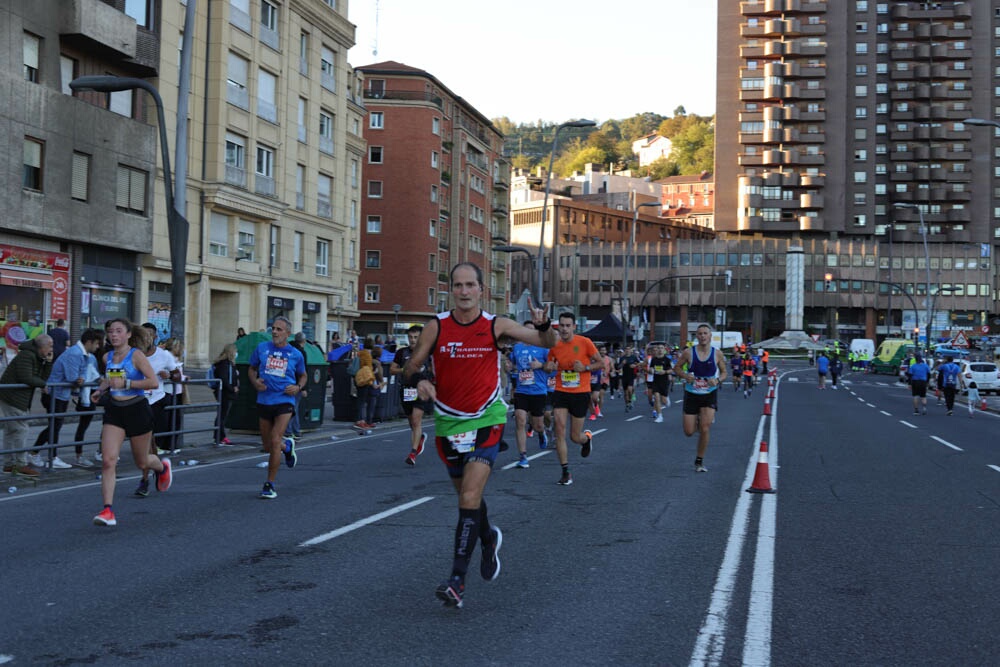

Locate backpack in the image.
[942,364,959,387]
[354,364,375,387]
[346,355,360,376]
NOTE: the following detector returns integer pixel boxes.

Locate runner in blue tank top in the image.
[675,324,728,473]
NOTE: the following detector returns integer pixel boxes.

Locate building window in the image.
[429,254,436,272]
[257,69,277,123]
[71,152,90,202]
[370,112,384,129]
[229,0,251,32]
[431,151,439,168]
[60,55,77,95]
[23,33,40,82]
[298,98,307,142]
[210,212,229,256]
[226,52,250,109]
[853,171,867,184]
[350,199,358,228]
[319,111,334,154]
[299,32,309,75]
[238,220,257,261]
[316,239,330,276]
[364,284,380,303]
[18,117,57,177]
[368,146,383,163]
[318,173,332,218]
[351,159,359,188]
[293,231,303,271]
[367,215,382,233]
[260,1,279,50]
[428,288,435,306]
[225,132,247,186]
[125,0,153,28]
[432,117,441,135]
[430,184,438,203]
[255,145,275,196]
[295,164,305,210]
[320,46,336,91]
[116,164,147,214]
[270,225,280,267]
[368,181,383,198]
[429,219,437,237]
[365,251,380,268]
[109,88,133,118]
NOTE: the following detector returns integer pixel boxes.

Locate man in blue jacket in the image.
[34,329,105,468]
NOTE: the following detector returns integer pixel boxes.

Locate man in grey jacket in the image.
[0,335,53,476]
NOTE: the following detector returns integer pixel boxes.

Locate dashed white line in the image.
[880,410,891,416]
[626,416,643,422]
[857,397,865,402]
[930,436,962,452]
[899,420,917,429]
[988,465,1000,474]
[866,403,876,408]
[299,496,435,547]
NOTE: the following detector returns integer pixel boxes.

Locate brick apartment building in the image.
[353,61,509,340]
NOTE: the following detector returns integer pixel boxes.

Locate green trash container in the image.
[226,332,326,432]
[298,341,327,430]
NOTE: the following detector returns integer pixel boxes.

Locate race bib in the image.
[518,370,535,385]
[447,429,477,453]
[693,378,709,390]
[264,354,288,377]
[561,371,580,388]
[547,376,556,391]
[403,387,418,402]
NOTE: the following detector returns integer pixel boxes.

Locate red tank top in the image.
[431,310,502,417]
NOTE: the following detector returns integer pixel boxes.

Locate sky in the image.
[347,0,718,125]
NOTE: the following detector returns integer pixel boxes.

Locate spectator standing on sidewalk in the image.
[0,334,54,476]
[34,329,104,468]
[353,341,377,429]
[161,338,187,453]
[47,319,69,360]
[212,343,239,445]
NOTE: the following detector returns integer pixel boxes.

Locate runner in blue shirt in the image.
[907,354,930,415]
[935,355,961,416]
[248,316,306,499]
[511,322,550,468]
[816,352,830,389]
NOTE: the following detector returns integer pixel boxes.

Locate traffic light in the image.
[824,273,833,291]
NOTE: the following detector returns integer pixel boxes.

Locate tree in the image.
[668,119,715,174]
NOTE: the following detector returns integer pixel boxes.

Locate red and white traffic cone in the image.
[763,396,772,415]
[981,398,988,411]
[747,440,776,494]
[767,383,775,399]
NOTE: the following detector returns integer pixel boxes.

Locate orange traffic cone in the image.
[981,398,988,411]
[767,384,775,399]
[747,440,776,494]
[763,396,772,415]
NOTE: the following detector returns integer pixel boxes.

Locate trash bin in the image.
[376,347,401,421]
[298,341,327,430]
[330,360,358,422]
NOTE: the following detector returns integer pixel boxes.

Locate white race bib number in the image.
[518,370,535,385]
[403,387,418,402]
[561,371,580,388]
[447,430,477,453]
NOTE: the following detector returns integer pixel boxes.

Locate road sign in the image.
[981,325,990,334]
[951,330,970,348]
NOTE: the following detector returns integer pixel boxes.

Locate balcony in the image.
[257,99,277,124]
[255,174,275,197]
[363,89,443,109]
[320,136,334,155]
[317,196,332,219]
[260,25,279,51]
[225,165,246,188]
[230,5,252,33]
[295,192,305,211]
[58,0,137,60]
[321,71,336,92]
[227,84,249,110]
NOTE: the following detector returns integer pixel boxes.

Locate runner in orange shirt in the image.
[544,313,603,486]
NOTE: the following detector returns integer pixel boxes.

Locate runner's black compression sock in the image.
[451,508,479,578]
[478,500,492,543]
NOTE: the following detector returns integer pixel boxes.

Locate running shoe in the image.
[588,413,597,421]
[436,576,465,608]
[557,471,573,486]
[49,456,72,469]
[538,430,548,450]
[405,451,417,466]
[283,436,297,469]
[93,507,116,526]
[652,410,658,420]
[581,430,593,458]
[665,397,671,408]
[155,458,172,493]
[921,408,927,415]
[526,427,534,438]
[654,414,664,423]
[134,479,150,497]
[259,481,277,499]
[695,461,708,473]
[415,432,426,458]
[480,525,503,581]
[516,453,529,468]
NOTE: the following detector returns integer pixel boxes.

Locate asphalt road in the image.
[0,361,996,666]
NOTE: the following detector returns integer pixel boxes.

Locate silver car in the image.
[959,360,1000,395]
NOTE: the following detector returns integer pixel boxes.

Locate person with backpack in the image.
[353,339,377,430]
[936,355,962,416]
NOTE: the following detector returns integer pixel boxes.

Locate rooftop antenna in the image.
[371,0,380,56]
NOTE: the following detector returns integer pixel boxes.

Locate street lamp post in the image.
[893,203,933,351]
[537,119,597,310]
[70,75,190,343]
[624,201,662,353]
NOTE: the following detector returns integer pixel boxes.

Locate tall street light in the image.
[624,201,662,353]
[70,75,190,343]
[894,203,933,350]
[537,119,597,310]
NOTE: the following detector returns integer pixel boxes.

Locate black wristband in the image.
[536,319,551,332]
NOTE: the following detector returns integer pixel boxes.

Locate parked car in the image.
[959,360,1000,395]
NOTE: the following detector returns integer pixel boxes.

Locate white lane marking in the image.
[300,496,435,547]
[690,415,767,666]
[880,410,891,416]
[627,416,643,422]
[743,385,779,667]
[500,450,552,470]
[988,465,1000,474]
[587,428,608,436]
[856,397,865,402]
[787,377,799,382]
[866,403,876,408]
[0,655,14,664]
[930,436,962,452]
[899,421,917,429]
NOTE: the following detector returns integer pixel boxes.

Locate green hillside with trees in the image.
[493,107,714,179]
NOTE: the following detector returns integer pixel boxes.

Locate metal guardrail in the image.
[0,379,222,468]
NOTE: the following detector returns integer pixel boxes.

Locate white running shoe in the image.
[29,454,45,468]
[49,456,73,469]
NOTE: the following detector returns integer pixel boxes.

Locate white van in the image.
[850,338,875,358]
[711,331,744,350]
